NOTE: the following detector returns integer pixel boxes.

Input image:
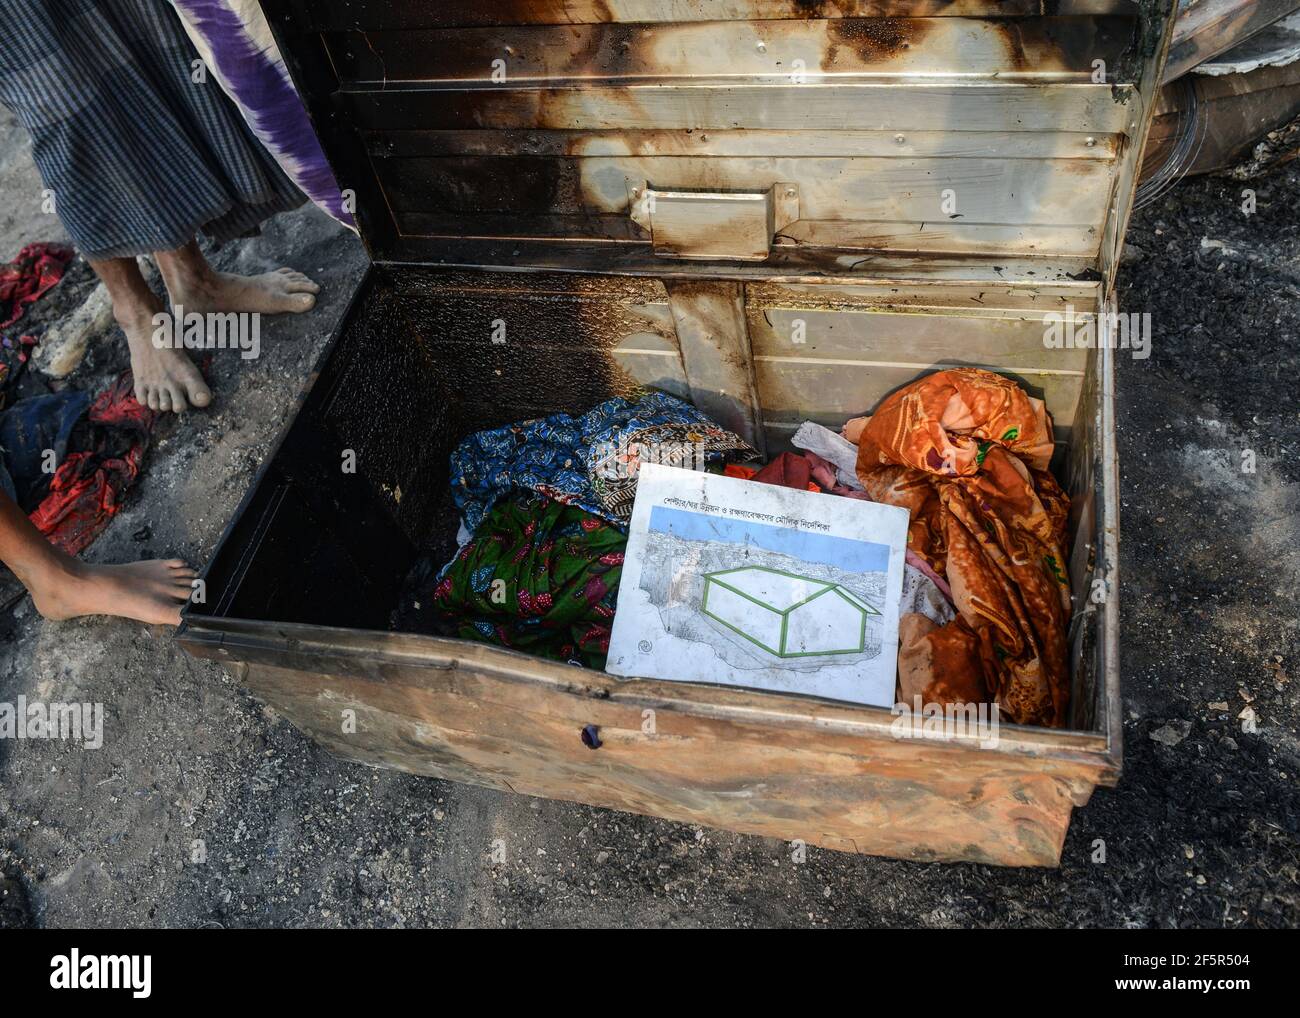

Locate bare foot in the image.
[28,557,197,626]
[118,303,212,414]
[170,265,320,315]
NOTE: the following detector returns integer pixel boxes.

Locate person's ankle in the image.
[158,245,217,298]
[112,293,161,333]
[14,549,86,603]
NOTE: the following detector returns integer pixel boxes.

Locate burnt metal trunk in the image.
[178,0,1179,866]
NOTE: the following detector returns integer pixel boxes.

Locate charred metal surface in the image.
[378,155,580,214]
[383,267,671,302]
[356,270,680,512]
[333,17,1130,84]
[294,2,1105,34]
[1163,0,1300,83]
[263,0,1156,266]
[182,268,422,630]
[1113,0,1177,97]
[824,15,915,61]
[383,235,1105,285]
[340,84,1134,134]
[368,128,1123,161]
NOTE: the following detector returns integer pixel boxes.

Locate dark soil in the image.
[1095,165,1300,928]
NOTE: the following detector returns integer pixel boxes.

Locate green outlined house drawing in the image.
[700,565,881,658]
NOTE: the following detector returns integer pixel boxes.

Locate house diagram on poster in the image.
[702,566,881,659]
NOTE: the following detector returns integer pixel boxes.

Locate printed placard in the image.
[606,463,909,706]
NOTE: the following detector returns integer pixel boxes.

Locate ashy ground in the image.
[0,106,1296,929]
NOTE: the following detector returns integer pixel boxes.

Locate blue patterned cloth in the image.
[450,392,749,534]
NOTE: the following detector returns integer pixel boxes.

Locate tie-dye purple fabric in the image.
[166,0,355,230]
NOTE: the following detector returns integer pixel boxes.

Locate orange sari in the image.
[853,369,1072,727]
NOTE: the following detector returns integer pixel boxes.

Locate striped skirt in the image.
[0,0,303,260]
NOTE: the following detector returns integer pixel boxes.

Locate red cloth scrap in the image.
[28,372,156,556]
[0,243,74,330]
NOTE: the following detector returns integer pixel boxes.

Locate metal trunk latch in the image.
[628,181,799,261]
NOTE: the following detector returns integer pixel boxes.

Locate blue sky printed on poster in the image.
[648,506,889,573]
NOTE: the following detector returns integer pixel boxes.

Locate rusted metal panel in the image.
[179,615,1113,866]
[330,17,1133,84]
[293,1,1136,32]
[222,655,1095,866]
[1163,0,1300,82]
[665,280,766,450]
[368,128,1122,160]
[374,154,1116,249]
[262,0,1170,269]
[340,82,1135,134]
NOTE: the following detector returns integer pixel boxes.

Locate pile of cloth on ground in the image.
[0,241,157,557]
[415,369,1071,727]
[1,372,157,556]
[0,243,72,333]
[1,243,75,407]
